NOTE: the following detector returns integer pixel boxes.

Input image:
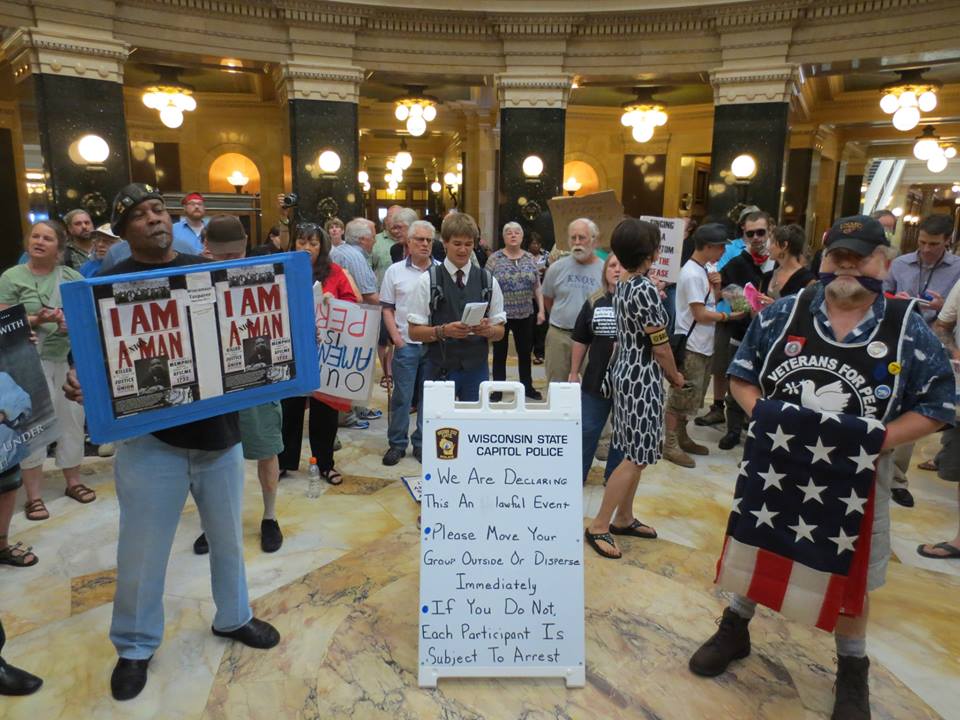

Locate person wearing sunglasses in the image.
[704,210,776,450]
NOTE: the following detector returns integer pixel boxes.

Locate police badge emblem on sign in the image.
[435,427,459,460]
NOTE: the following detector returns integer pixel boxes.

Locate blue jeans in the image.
[581,391,624,484]
[110,434,252,659]
[664,284,677,336]
[388,342,427,451]
[417,358,489,441]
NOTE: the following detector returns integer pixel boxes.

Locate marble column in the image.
[275,63,364,224]
[707,66,797,221]
[495,75,572,249]
[3,28,131,225]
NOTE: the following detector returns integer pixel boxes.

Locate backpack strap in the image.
[479,268,492,303]
[428,264,444,316]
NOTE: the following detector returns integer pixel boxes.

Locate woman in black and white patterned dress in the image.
[585,219,685,559]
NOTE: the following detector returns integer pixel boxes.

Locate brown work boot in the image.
[831,656,870,720]
[689,608,751,677]
[694,401,725,426]
[663,431,695,468]
[678,423,709,456]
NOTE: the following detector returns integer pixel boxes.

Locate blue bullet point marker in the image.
[424,527,431,534]
[425,473,431,481]
[422,605,429,614]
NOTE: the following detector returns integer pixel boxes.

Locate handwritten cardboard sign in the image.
[642,215,685,285]
[547,190,624,250]
[313,294,381,404]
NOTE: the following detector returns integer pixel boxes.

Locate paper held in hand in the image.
[461,302,488,326]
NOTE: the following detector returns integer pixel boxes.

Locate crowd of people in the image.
[0,185,958,720]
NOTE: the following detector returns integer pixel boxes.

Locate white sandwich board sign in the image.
[418,380,585,688]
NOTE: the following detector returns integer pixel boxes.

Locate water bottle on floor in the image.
[307,457,321,498]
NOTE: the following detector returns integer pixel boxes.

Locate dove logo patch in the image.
[773,368,865,416]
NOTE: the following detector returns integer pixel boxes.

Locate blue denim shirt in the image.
[172,219,206,255]
[729,284,955,425]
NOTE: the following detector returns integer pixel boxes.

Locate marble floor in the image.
[2,365,958,719]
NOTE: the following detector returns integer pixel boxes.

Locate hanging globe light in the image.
[879,93,900,114]
[159,104,184,129]
[395,104,409,121]
[395,138,413,170]
[631,123,654,143]
[620,90,668,143]
[141,70,197,128]
[912,126,940,161]
[927,152,948,173]
[918,91,938,112]
[892,105,920,131]
[393,87,439,136]
[406,115,427,137]
[878,69,942,132]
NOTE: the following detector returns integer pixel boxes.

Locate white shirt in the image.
[380,256,438,344]
[407,257,507,327]
[674,259,717,356]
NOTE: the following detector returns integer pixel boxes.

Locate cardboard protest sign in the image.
[641,216,686,285]
[312,293,381,405]
[547,190,623,250]
[0,304,60,473]
[62,252,319,443]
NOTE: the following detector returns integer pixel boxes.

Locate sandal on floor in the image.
[24,498,49,521]
[610,519,658,539]
[584,528,621,559]
[917,459,938,471]
[532,356,544,365]
[357,408,383,420]
[0,542,39,567]
[379,375,392,389]
[917,542,960,559]
[321,469,343,486]
[65,483,96,503]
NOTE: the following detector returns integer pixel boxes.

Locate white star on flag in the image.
[819,410,842,424]
[839,489,867,516]
[829,528,858,555]
[759,467,786,491]
[799,478,827,504]
[850,446,879,474]
[767,425,794,451]
[788,516,817,543]
[747,421,756,439]
[750,502,779,529]
[860,417,885,433]
[732,497,742,514]
[805,438,834,465]
[738,460,750,477]
[781,402,801,412]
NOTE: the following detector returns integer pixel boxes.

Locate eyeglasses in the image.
[744,228,767,238]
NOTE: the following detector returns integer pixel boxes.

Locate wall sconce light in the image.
[522,155,544,180]
[730,154,757,180]
[563,176,582,196]
[357,170,369,185]
[77,134,109,165]
[443,171,460,207]
[430,180,442,194]
[227,170,249,193]
[318,150,341,175]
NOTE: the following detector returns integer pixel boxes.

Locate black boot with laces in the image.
[832,655,870,719]
[689,607,751,677]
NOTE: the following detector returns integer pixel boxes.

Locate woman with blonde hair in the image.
[0,220,90,520]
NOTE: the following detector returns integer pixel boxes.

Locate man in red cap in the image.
[174,192,207,254]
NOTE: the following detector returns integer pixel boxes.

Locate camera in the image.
[281,193,299,209]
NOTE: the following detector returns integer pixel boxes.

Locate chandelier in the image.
[879,69,941,132]
[394,138,413,170]
[393,86,439,137]
[620,88,668,143]
[142,69,197,129]
[912,126,957,172]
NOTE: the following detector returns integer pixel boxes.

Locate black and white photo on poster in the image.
[214,263,295,392]
[0,304,60,473]
[95,275,200,418]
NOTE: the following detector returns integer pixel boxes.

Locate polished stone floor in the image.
[2,365,958,719]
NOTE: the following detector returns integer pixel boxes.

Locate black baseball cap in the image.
[111,183,164,235]
[693,222,730,246]
[824,215,890,257]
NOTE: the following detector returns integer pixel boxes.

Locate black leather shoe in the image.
[891,488,915,508]
[0,658,43,696]
[718,431,741,450]
[260,519,283,553]
[193,533,209,555]
[490,392,503,402]
[382,447,405,466]
[525,388,543,401]
[110,656,151,701]
[212,618,280,649]
[413,447,422,463]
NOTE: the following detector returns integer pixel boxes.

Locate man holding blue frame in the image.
[63,184,280,702]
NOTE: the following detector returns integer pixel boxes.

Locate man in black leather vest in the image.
[407,213,506,436]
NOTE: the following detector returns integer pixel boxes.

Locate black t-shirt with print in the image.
[571,292,617,396]
[103,253,241,451]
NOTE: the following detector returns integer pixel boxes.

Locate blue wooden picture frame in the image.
[62,252,319,443]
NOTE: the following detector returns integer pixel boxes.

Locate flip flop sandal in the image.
[24,498,49,521]
[584,529,621,559]
[917,459,939,471]
[65,483,96,503]
[322,469,343,486]
[0,542,39,567]
[610,519,658,539]
[917,542,960,559]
